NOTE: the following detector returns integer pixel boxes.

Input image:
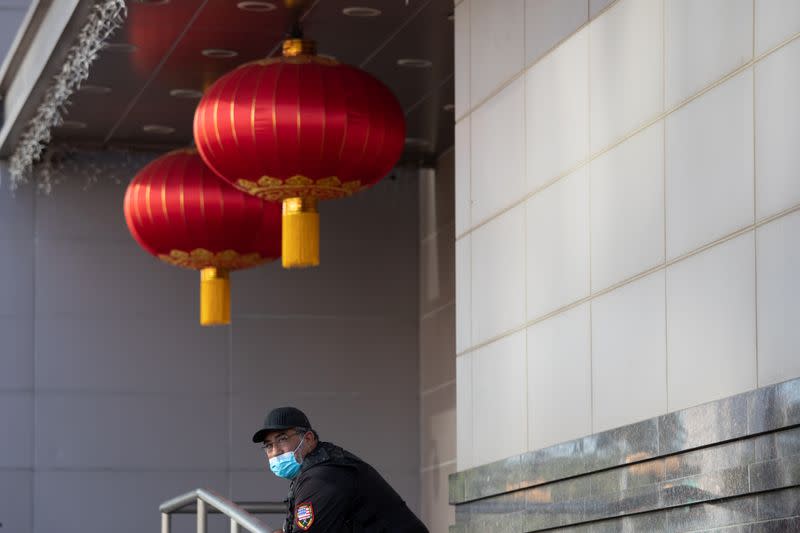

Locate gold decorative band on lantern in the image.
[283,196,318,215]
[282,197,320,269]
[282,38,317,57]
[236,175,362,202]
[200,267,230,326]
[158,248,269,270]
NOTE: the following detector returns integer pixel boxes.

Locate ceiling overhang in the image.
[0,0,454,168]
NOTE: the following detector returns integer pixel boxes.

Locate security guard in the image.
[253,406,429,533]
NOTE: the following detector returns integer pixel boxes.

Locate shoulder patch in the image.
[295,501,315,530]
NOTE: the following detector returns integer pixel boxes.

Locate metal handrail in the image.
[159,488,282,533]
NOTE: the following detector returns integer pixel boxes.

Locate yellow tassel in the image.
[200,267,230,326]
[282,197,320,269]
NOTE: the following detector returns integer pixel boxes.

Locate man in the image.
[253,406,429,532]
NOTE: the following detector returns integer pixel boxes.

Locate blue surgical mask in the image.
[269,436,305,479]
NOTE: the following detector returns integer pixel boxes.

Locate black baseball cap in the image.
[252,406,312,443]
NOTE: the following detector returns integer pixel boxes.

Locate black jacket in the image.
[283,442,429,532]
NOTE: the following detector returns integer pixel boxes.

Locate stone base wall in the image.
[450,378,800,532]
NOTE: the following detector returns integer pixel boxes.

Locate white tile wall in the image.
[456,353,473,470]
[470,77,526,225]
[472,206,526,344]
[592,271,667,432]
[756,211,800,386]
[527,304,591,450]
[453,0,800,473]
[589,0,663,153]
[667,232,757,411]
[666,69,754,260]
[0,392,33,467]
[472,331,527,465]
[456,236,472,353]
[455,0,470,117]
[455,117,471,235]
[524,0,588,66]
[755,38,800,220]
[755,0,800,55]
[525,26,589,194]
[526,167,590,321]
[469,0,525,107]
[590,121,665,292]
[665,0,753,109]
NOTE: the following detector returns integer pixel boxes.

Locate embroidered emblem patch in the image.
[295,502,314,530]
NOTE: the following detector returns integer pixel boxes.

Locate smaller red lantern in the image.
[124,149,281,325]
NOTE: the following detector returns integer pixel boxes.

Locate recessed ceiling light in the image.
[342,6,382,17]
[78,84,112,95]
[237,1,276,11]
[202,48,238,59]
[169,88,204,99]
[397,58,432,68]
[443,104,455,112]
[104,42,138,53]
[59,120,87,129]
[142,124,175,135]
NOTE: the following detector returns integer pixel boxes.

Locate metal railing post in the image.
[197,498,207,533]
[231,517,240,533]
[161,512,171,533]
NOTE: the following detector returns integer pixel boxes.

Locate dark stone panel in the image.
[664,439,755,481]
[695,525,752,533]
[750,517,800,532]
[584,419,659,472]
[528,440,588,487]
[661,465,750,508]
[659,394,748,456]
[757,487,800,521]
[463,454,526,501]
[749,455,800,492]
[590,458,665,497]
[665,494,758,531]
[449,471,465,504]
[755,427,800,462]
[748,380,800,434]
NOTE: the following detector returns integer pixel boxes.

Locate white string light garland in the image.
[7,0,127,193]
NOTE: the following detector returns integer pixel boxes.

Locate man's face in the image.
[262,429,304,460]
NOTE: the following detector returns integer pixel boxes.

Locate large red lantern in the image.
[124,149,281,326]
[193,38,406,268]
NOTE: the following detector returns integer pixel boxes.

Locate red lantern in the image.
[124,149,281,326]
[193,38,406,269]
